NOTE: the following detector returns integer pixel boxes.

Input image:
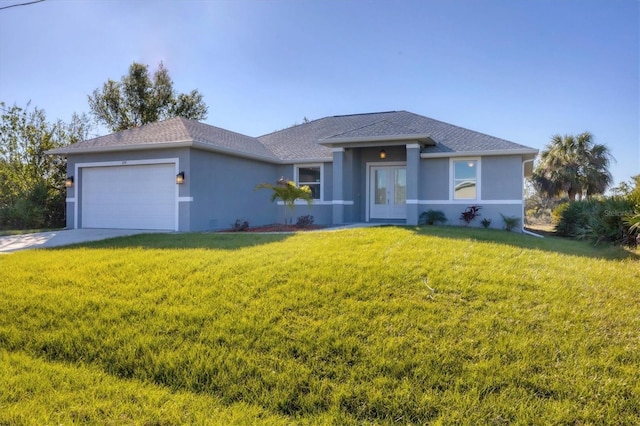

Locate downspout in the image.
[522,158,543,238]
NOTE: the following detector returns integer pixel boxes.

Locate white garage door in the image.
[81,163,176,230]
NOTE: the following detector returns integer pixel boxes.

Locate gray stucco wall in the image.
[64,145,526,231]
[420,158,449,200]
[271,163,334,226]
[189,150,277,230]
[418,203,523,231]
[481,156,523,200]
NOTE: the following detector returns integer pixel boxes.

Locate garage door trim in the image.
[73,158,182,231]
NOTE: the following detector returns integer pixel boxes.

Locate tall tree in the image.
[0,102,92,228]
[88,61,208,132]
[532,132,613,201]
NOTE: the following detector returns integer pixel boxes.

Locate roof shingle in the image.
[49,111,536,161]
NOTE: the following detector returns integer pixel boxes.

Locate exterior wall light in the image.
[176,171,185,184]
[379,149,387,159]
[65,176,74,188]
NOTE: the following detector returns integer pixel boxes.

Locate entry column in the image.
[332,148,344,224]
[406,143,420,225]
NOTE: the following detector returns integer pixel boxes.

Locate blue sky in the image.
[1,0,638,187]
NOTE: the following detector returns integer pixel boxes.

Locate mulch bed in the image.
[221,224,327,233]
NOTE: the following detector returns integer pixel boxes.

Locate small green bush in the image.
[231,219,249,232]
[500,214,520,232]
[418,209,448,225]
[480,218,491,228]
[296,215,314,228]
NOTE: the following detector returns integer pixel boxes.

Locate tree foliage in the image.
[0,102,92,229]
[87,62,208,132]
[256,177,313,224]
[532,132,613,201]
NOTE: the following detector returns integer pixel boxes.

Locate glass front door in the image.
[369,165,406,219]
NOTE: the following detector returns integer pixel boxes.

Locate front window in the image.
[453,160,478,199]
[296,165,321,200]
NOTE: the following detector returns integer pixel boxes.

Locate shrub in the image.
[553,197,637,246]
[480,218,492,228]
[231,219,249,232]
[419,210,448,226]
[460,205,481,226]
[296,215,314,228]
[500,214,520,232]
[0,181,62,230]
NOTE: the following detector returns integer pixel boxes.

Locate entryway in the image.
[369,164,407,220]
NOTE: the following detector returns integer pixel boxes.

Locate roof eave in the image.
[45,140,193,155]
[318,134,436,147]
[47,140,281,164]
[421,149,538,159]
[278,157,332,164]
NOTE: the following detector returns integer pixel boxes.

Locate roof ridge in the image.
[331,111,397,118]
[399,111,526,147]
[180,118,280,159]
[257,115,329,139]
[324,119,391,139]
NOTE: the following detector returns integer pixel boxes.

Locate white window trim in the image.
[450,157,481,201]
[294,163,324,201]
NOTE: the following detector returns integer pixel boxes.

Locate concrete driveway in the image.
[0,229,160,253]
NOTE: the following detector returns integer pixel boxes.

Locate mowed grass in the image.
[0,227,638,424]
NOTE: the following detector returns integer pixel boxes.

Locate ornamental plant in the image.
[460,205,482,226]
[256,177,313,225]
[500,213,520,232]
[419,209,448,226]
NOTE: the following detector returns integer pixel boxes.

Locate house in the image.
[47,111,538,232]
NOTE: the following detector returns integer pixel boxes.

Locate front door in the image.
[369,165,406,220]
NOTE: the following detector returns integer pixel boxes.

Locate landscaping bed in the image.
[222,223,327,232]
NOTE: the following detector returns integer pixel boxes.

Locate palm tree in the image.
[532,132,613,201]
[256,177,313,225]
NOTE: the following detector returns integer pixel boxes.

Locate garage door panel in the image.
[81,164,175,230]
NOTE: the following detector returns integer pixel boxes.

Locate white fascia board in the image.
[47,139,282,164]
[45,140,194,155]
[421,149,538,159]
[278,157,332,164]
[318,134,435,146]
[47,140,333,165]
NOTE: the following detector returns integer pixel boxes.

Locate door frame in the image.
[365,161,407,221]
[73,158,184,231]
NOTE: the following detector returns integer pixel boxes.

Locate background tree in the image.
[532,132,613,201]
[88,61,208,132]
[256,177,313,225]
[0,102,92,229]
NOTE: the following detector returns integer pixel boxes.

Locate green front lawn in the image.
[0,227,638,424]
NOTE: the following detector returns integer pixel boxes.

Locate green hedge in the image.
[553,196,637,246]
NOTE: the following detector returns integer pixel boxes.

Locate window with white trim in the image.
[295,165,322,200]
[453,159,478,200]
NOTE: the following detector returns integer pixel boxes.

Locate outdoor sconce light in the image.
[176,171,185,184]
[379,149,387,159]
[64,176,74,188]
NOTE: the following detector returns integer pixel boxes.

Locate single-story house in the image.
[47,110,538,232]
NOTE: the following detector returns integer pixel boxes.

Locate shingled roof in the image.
[47,117,279,161]
[48,111,537,161]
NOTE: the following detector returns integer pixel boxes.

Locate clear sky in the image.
[1,0,638,187]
